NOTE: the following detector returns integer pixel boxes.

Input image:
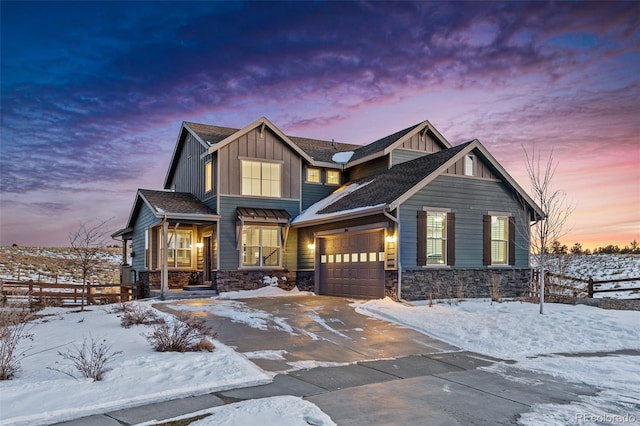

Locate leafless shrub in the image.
[146,313,215,352]
[120,303,164,328]
[490,275,503,303]
[456,278,468,303]
[52,337,122,381]
[0,304,34,380]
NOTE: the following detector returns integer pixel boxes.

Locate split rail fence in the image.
[531,270,640,299]
[0,279,140,308]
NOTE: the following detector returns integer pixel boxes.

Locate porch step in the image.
[183,284,216,291]
[150,289,219,300]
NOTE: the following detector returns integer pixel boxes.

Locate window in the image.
[167,229,192,268]
[426,212,447,264]
[326,170,340,185]
[417,210,455,266]
[205,161,212,192]
[144,229,149,268]
[483,214,515,266]
[464,155,475,176]
[306,167,321,183]
[241,225,281,267]
[241,160,281,197]
[491,216,508,264]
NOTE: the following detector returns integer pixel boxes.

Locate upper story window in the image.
[241,160,281,197]
[205,161,212,193]
[306,167,321,183]
[326,170,340,185]
[464,155,475,176]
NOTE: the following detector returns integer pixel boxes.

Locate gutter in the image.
[290,205,386,228]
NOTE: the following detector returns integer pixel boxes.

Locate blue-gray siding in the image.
[167,133,212,200]
[131,203,160,272]
[218,196,300,270]
[399,175,530,269]
[390,149,428,166]
[302,182,339,210]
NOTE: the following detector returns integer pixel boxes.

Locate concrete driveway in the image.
[164,295,459,372]
[156,295,598,425]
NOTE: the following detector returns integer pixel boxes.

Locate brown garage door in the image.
[318,230,385,298]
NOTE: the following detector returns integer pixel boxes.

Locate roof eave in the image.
[291,205,386,228]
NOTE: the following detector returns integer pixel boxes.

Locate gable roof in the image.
[125,189,219,229]
[347,120,451,167]
[288,136,360,164]
[292,140,544,226]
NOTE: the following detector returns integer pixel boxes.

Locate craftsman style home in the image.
[113,117,543,300]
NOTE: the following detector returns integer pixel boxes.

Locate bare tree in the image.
[69,220,109,311]
[523,145,574,314]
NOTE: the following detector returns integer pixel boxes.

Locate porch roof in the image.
[138,189,220,222]
[237,206,291,223]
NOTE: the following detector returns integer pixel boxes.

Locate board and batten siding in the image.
[217,196,300,270]
[398,131,444,153]
[217,127,301,199]
[131,203,160,272]
[399,175,530,269]
[445,150,497,179]
[168,132,213,200]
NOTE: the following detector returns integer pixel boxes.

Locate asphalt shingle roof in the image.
[288,136,360,163]
[184,122,238,145]
[318,142,472,214]
[349,123,422,162]
[139,189,217,215]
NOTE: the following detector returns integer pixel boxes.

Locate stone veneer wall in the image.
[400,268,532,301]
[385,270,399,300]
[216,270,298,292]
[139,271,199,290]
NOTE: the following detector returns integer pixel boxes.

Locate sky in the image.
[1,1,639,250]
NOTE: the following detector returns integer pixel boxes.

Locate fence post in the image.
[588,278,594,298]
[87,284,94,305]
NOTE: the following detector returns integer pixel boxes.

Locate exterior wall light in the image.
[195,242,204,248]
[385,235,397,243]
[307,243,316,250]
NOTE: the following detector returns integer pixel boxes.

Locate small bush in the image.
[54,337,122,381]
[120,303,164,328]
[0,304,33,380]
[490,275,503,303]
[146,313,215,352]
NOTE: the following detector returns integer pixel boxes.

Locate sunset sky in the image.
[1,1,639,250]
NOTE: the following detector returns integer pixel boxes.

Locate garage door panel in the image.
[318,230,384,299]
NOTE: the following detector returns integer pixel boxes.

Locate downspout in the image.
[384,209,401,300]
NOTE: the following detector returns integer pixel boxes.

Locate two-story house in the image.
[112,117,544,300]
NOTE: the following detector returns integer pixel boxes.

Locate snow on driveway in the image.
[356,298,640,425]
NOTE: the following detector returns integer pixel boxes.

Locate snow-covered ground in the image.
[2,285,639,425]
[356,298,640,425]
[536,254,640,299]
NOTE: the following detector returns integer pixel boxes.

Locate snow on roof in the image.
[292,180,384,224]
[332,151,354,164]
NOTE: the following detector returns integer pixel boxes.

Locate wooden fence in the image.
[0,279,140,308]
[531,271,640,299]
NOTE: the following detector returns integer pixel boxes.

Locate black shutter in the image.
[509,216,516,266]
[417,211,427,266]
[483,215,491,266]
[446,212,455,266]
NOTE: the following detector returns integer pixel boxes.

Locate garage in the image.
[317,230,385,298]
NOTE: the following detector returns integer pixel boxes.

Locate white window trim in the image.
[490,214,509,266]
[205,160,212,193]
[306,167,321,184]
[239,224,283,269]
[326,169,341,186]
[425,210,447,266]
[241,159,282,198]
[464,154,476,176]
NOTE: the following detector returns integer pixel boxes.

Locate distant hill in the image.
[0,246,122,284]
